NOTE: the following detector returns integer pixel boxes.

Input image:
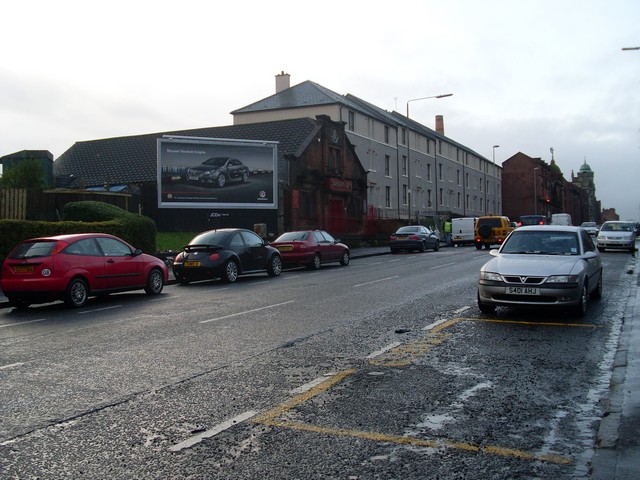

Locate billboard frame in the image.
[157,135,278,210]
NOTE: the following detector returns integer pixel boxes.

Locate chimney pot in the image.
[275,72,291,93]
[435,115,444,135]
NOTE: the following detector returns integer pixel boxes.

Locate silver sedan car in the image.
[596,221,637,252]
[477,226,602,317]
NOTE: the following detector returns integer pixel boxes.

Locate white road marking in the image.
[429,262,456,269]
[0,318,47,328]
[453,306,471,314]
[423,318,454,331]
[199,300,295,324]
[169,411,258,452]
[354,276,399,288]
[290,373,338,395]
[367,342,402,359]
[0,362,25,370]
[78,305,122,314]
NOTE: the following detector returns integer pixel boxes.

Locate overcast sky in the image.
[2,0,639,220]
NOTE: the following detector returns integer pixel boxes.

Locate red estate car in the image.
[270,230,350,270]
[1,233,168,309]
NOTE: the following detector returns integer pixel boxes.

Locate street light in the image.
[533,167,540,215]
[492,145,500,213]
[406,93,453,118]
[403,93,453,225]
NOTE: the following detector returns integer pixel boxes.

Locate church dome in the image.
[579,161,592,173]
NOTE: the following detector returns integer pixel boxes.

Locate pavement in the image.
[1,244,638,478]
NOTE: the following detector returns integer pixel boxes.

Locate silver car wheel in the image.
[224,260,239,282]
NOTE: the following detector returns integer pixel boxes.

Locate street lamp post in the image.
[405,93,453,227]
[533,167,540,215]
[492,145,500,213]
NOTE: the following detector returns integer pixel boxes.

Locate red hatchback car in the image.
[1,233,168,308]
[270,230,350,270]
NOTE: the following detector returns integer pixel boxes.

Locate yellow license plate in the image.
[277,245,293,251]
[13,265,34,273]
[184,261,201,267]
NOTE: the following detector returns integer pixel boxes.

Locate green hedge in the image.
[0,201,157,264]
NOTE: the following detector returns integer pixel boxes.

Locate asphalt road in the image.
[0,246,636,478]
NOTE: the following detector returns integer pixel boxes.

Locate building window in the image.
[384,155,390,176]
[328,147,342,172]
[427,164,431,182]
[301,190,317,219]
[466,194,470,210]
[465,172,469,188]
[384,126,390,144]
[479,177,483,193]
[438,163,443,181]
[402,184,408,205]
[427,189,432,208]
[438,140,442,155]
[385,186,391,208]
[457,169,460,186]
[439,188,444,206]
[348,111,355,131]
[457,192,461,208]
[402,155,407,176]
[401,128,406,145]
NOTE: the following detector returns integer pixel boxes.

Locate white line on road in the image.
[169,411,258,452]
[78,305,122,314]
[0,362,25,370]
[0,318,47,328]
[453,306,471,315]
[290,373,338,395]
[199,300,295,324]
[423,318,454,331]
[429,262,456,270]
[353,276,399,288]
[366,342,402,359]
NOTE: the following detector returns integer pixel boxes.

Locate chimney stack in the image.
[275,71,290,93]
[435,115,445,135]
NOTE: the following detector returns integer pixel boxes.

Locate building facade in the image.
[232,73,501,231]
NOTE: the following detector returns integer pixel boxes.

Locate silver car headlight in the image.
[480,271,503,281]
[545,274,579,283]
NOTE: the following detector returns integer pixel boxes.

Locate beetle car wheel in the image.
[65,278,88,308]
[145,268,164,295]
[308,253,321,270]
[217,174,227,187]
[340,251,350,266]
[268,255,282,277]
[574,283,588,317]
[223,260,239,283]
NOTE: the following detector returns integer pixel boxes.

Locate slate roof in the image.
[231,80,364,114]
[54,118,319,187]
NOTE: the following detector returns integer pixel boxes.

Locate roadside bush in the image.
[0,202,157,264]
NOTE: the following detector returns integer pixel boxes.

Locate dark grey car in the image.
[186,157,249,187]
[390,225,440,253]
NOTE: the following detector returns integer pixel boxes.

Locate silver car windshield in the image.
[501,231,579,255]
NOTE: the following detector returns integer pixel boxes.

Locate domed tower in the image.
[572,160,597,221]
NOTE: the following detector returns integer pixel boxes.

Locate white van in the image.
[551,213,572,226]
[451,217,477,246]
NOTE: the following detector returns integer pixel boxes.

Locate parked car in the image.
[270,230,350,270]
[580,221,598,237]
[172,228,282,284]
[477,225,602,317]
[550,213,572,226]
[186,157,249,187]
[474,216,515,250]
[0,233,168,309]
[390,225,439,253]
[596,221,637,252]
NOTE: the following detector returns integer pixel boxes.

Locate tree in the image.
[0,159,46,188]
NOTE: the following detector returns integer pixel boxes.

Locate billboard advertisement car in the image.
[157,136,278,209]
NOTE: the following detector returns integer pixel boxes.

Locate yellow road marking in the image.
[462,317,600,328]
[253,368,571,465]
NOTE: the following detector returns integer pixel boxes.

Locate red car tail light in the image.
[390,235,396,241]
[209,253,221,261]
[409,234,420,240]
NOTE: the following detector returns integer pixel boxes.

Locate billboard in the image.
[157,136,278,209]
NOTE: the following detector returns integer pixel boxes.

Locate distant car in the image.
[596,221,637,252]
[186,157,249,187]
[270,230,350,270]
[518,215,547,227]
[390,225,439,253]
[474,216,515,250]
[0,233,168,309]
[172,228,282,284]
[477,225,602,317]
[580,221,598,237]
